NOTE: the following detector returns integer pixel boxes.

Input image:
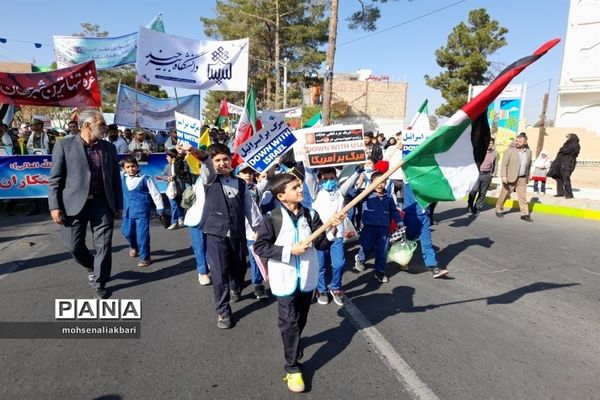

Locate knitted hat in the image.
[374,160,389,173]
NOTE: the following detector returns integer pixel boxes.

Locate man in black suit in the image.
[48,109,123,299]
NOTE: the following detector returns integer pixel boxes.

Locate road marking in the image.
[342,299,441,400]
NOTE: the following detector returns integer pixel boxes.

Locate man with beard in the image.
[48,109,123,299]
[495,133,533,222]
[106,124,129,153]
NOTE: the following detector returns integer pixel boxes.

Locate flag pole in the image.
[173,87,180,107]
[300,154,405,246]
[198,89,202,121]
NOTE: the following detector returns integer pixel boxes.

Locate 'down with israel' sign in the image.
[175,112,201,148]
[237,118,296,173]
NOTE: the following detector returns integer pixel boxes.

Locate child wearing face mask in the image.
[305,166,360,306]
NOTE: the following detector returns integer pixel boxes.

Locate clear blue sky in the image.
[0,0,569,126]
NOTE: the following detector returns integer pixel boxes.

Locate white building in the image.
[555,0,600,135]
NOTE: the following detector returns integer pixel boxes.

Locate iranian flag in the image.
[232,87,262,167]
[401,38,560,208]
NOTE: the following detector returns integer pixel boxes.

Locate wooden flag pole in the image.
[300,153,406,246]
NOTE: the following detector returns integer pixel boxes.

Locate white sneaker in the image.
[167,223,178,230]
[198,274,211,285]
[354,254,365,272]
[178,217,184,226]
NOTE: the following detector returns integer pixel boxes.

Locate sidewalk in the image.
[484,178,600,221]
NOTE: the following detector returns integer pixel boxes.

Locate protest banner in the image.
[53,14,165,70]
[0,154,170,199]
[174,112,201,148]
[402,99,433,158]
[114,84,200,129]
[136,27,248,91]
[293,124,365,168]
[237,118,296,173]
[0,61,101,107]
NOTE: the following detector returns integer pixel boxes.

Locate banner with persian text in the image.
[236,118,296,173]
[136,27,248,91]
[53,14,165,70]
[114,84,200,130]
[0,154,170,199]
[293,124,366,168]
[0,61,101,107]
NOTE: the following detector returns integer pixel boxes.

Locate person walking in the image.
[467,138,497,214]
[48,109,123,299]
[495,133,533,222]
[551,133,580,199]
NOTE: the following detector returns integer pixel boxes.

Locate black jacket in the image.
[557,134,580,173]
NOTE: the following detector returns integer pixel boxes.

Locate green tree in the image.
[346,0,398,31]
[201,0,328,112]
[74,23,168,113]
[424,9,508,117]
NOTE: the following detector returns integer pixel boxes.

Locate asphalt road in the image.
[0,202,599,400]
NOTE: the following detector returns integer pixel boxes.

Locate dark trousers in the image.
[205,234,246,317]
[277,288,313,373]
[468,172,492,209]
[60,195,114,289]
[555,172,573,197]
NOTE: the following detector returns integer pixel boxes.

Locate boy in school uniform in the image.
[253,173,345,393]
[305,166,360,306]
[403,182,448,278]
[187,143,262,329]
[235,163,268,299]
[353,170,403,283]
[121,156,165,267]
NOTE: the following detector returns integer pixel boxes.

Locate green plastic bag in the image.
[387,240,417,268]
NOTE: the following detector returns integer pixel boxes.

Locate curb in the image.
[483,196,600,221]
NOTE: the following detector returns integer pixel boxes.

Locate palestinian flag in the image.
[232,87,262,167]
[406,99,430,132]
[401,38,560,208]
[214,98,229,128]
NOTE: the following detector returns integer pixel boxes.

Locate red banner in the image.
[0,61,101,107]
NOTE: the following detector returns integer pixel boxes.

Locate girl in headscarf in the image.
[531,150,551,194]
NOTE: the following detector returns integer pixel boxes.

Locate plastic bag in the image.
[387,240,417,268]
[342,217,359,243]
[166,180,178,200]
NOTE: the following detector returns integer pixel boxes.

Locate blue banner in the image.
[114,84,200,130]
[54,33,139,70]
[53,15,165,70]
[0,154,171,199]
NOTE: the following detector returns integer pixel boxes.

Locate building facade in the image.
[555,0,600,135]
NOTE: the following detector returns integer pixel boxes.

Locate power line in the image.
[339,0,469,47]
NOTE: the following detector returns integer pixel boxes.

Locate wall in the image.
[555,0,600,133]
[331,77,407,137]
[526,126,600,161]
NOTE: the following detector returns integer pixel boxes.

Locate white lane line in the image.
[342,299,441,400]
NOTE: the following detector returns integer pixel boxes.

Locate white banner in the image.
[175,112,202,148]
[136,27,248,91]
[237,118,297,173]
[293,124,366,168]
